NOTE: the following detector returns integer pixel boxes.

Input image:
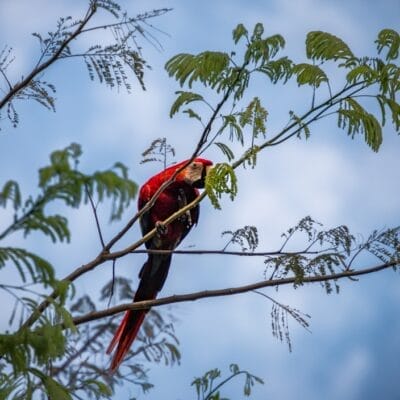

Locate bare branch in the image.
[129,248,323,256]
[71,259,399,327]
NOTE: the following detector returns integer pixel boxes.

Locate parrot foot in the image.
[155,221,168,237]
[177,188,192,228]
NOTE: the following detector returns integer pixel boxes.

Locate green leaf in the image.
[245,32,285,64]
[306,31,354,61]
[346,64,378,84]
[377,95,400,131]
[30,369,71,400]
[220,114,244,144]
[0,247,54,286]
[20,212,70,243]
[90,165,138,221]
[239,97,268,138]
[230,363,240,374]
[215,142,235,161]
[376,29,400,61]
[36,143,137,221]
[83,379,112,396]
[183,108,203,122]
[205,163,238,209]
[251,23,264,41]
[289,111,311,139]
[141,137,176,165]
[292,63,328,87]
[0,180,21,210]
[257,57,293,83]
[337,98,382,151]
[233,23,248,44]
[165,51,230,88]
[169,91,204,117]
[222,226,259,252]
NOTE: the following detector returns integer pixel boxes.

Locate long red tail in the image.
[107,254,171,372]
[106,307,147,372]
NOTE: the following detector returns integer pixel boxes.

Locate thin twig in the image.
[0,68,12,90]
[108,259,116,308]
[205,371,248,400]
[85,183,106,249]
[79,9,172,35]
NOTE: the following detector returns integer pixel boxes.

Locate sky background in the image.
[1,0,400,399]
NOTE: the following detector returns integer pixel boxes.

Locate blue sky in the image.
[1,1,400,399]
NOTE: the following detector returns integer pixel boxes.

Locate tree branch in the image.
[0,4,96,110]
[71,259,399,327]
[129,248,324,256]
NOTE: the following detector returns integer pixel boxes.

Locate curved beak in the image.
[193,164,213,188]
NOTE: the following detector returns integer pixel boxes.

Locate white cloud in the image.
[330,347,372,399]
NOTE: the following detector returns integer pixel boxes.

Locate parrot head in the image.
[176,158,213,188]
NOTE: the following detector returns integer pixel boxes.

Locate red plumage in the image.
[107,158,213,372]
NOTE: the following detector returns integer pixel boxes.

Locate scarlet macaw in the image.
[107,158,213,371]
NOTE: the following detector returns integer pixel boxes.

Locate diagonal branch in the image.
[0,4,96,110]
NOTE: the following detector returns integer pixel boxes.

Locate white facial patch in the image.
[184,162,203,185]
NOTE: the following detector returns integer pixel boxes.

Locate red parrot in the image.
[107,158,213,372]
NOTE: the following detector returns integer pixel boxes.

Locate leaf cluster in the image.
[0,1,171,127]
[0,143,139,398]
[205,163,238,209]
[254,217,399,352]
[140,137,176,169]
[165,23,288,163]
[264,216,399,299]
[166,24,400,176]
[270,301,310,352]
[222,225,259,252]
[191,363,264,400]
[49,277,180,399]
[265,216,356,292]
[0,277,180,399]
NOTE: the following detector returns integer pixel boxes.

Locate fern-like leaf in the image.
[232,23,248,44]
[0,247,54,286]
[376,29,400,61]
[257,57,293,83]
[165,51,230,88]
[292,63,328,87]
[205,163,238,209]
[214,142,235,161]
[169,91,204,117]
[0,180,21,210]
[337,98,382,151]
[239,97,268,138]
[306,31,354,61]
